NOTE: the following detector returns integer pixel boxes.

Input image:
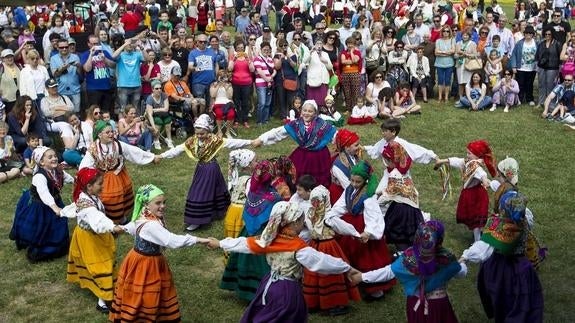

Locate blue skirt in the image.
[477,252,544,323]
[9,190,69,262]
[184,160,231,225]
[240,273,308,323]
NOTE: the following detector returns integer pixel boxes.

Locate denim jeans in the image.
[191,83,211,107]
[62,148,84,166]
[459,96,493,110]
[256,86,272,124]
[117,87,142,112]
[119,130,153,152]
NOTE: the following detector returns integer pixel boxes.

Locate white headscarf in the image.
[194,114,214,132]
[227,149,256,190]
[302,99,318,112]
[32,146,51,172]
[498,157,519,185]
[256,201,302,248]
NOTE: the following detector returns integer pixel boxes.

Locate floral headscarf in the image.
[255,201,302,248]
[227,149,256,190]
[194,114,214,131]
[497,157,519,186]
[131,184,165,222]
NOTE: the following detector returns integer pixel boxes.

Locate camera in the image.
[139,116,146,121]
[77,147,87,155]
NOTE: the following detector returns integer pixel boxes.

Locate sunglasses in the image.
[396,46,404,49]
[164,54,172,57]
[504,73,512,76]
[328,37,336,40]
[443,30,451,33]
[94,111,101,115]
[480,31,488,34]
[434,20,440,23]
[317,27,325,30]
[59,46,69,49]
[153,87,162,90]
[294,38,301,41]
[375,75,382,79]
[249,38,256,41]
[554,14,561,17]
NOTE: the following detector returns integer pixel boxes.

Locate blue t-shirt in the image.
[116,51,144,88]
[23,147,33,161]
[188,48,217,86]
[81,50,114,90]
[50,54,82,95]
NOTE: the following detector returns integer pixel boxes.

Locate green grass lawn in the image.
[1,101,574,322]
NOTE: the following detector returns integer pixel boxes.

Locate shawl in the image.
[284,116,336,151]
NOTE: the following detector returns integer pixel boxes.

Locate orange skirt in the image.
[109,249,181,322]
[302,239,361,310]
[100,169,134,224]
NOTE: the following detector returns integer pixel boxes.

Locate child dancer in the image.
[67,168,125,314]
[269,155,297,200]
[302,185,361,315]
[207,201,354,322]
[220,160,283,301]
[109,184,210,322]
[326,161,395,301]
[157,114,255,231]
[10,146,74,262]
[290,174,317,217]
[348,96,377,125]
[225,149,257,239]
[350,220,467,323]
[330,129,361,203]
[435,140,497,241]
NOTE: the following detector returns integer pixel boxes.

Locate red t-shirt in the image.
[121,12,140,32]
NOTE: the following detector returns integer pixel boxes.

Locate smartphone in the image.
[93,45,102,51]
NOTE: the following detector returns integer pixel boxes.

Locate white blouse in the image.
[75,192,115,233]
[123,220,198,248]
[325,192,385,240]
[160,138,252,159]
[32,170,75,207]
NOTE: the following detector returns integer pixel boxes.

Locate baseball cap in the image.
[1,49,14,58]
[67,37,76,44]
[171,65,182,76]
[263,26,272,33]
[45,78,59,88]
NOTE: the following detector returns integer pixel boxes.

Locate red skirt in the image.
[302,238,361,310]
[289,146,332,188]
[456,185,489,230]
[336,213,396,294]
[406,295,459,323]
[347,116,374,125]
[328,182,344,206]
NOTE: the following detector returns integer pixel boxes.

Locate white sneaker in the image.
[153,140,161,150]
[503,106,509,113]
[186,224,200,231]
[529,101,535,106]
[165,139,174,149]
[489,106,496,112]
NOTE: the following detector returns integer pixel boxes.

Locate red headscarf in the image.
[73,168,102,202]
[467,140,497,177]
[382,141,412,174]
[335,129,360,152]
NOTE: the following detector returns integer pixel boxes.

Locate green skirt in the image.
[219,226,271,302]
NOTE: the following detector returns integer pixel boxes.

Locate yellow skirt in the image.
[223,203,244,265]
[67,226,117,300]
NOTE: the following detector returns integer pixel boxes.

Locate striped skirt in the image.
[100,169,134,224]
[66,226,116,300]
[109,249,181,322]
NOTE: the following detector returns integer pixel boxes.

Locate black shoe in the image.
[328,306,349,316]
[363,293,385,303]
[96,303,109,314]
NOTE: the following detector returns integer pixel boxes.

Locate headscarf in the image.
[382,141,412,174]
[255,201,302,248]
[93,120,112,141]
[410,220,445,277]
[497,157,519,186]
[227,149,256,190]
[249,159,274,193]
[499,190,528,223]
[466,140,497,177]
[350,161,378,196]
[73,167,101,202]
[302,99,318,112]
[194,114,214,132]
[32,146,51,166]
[335,128,360,152]
[131,184,165,222]
[482,190,528,255]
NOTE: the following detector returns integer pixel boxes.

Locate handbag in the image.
[281,67,298,91]
[366,42,383,70]
[465,57,483,71]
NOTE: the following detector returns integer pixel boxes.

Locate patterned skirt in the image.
[100,169,134,224]
[384,201,424,245]
[67,226,117,300]
[336,213,396,295]
[302,238,361,310]
[405,295,459,323]
[220,226,271,301]
[185,160,231,225]
[456,185,489,230]
[289,146,332,188]
[9,190,69,262]
[109,249,181,322]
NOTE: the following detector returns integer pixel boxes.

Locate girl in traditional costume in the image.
[435,140,496,241]
[269,155,297,200]
[10,146,74,262]
[109,184,209,322]
[302,185,361,316]
[66,167,125,314]
[220,160,282,301]
[158,114,255,231]
[350,220,467,323]
[254,100,337,188]
[207,201,354,322]
[224,149,257,239]
[325,161,395,301]
[460,187,544,322]
[330,128,361,208]
[79,120,157,224]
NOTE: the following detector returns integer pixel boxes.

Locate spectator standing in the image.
[112,35,147,112]
[547,11,570,45]
[245,12,263,39]
[82,35,116,116]
[509,26,538,106]
[235,8,250,34]
[187,34,219,106]
[253,42,276,125]
[536,27,562,108]
[19,50,50,108]
[0,49,21,113]
[229,41,255,127]
[50,39,82,112]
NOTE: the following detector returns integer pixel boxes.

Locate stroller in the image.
[169,101,195,139]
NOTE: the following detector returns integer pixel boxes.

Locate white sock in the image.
[186,224,200,231]
[370,291,384,298]
[98,298,106,307]
[473,228,482,242]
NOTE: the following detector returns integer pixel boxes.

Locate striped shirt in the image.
[253,55,274,87]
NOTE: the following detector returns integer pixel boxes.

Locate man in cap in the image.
[164,65,206,118]
[50,38,82,112]
[256,26,277,55]
[186,34,219,106]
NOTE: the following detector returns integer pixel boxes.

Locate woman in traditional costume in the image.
[330,128,362,204]
[10,146,74,262]
[302,185,361,316]
[109,184,209,322]
[254,100,337,188]
[79,120,157,224]
[66,167,125,313]
[434,140,496,241]
[207,201,354,322]
[326,161,395,301]
[158,114,255,231]
[220,160,282,301]
[351,220,467,323]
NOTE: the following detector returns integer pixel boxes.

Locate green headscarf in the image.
[93,120,112,141]
[131,184,165,222]
[351,161,379,196]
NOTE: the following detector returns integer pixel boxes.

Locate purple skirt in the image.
[384,202,424,245]
[289,146,332,188]
[306,84,328,107]
[406,295,459,323]
[477,252,544,323]
[240,273,308,323]
[184,160,231,225]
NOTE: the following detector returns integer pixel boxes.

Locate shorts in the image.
[436,66,453,86]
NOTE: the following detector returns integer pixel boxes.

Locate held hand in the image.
[359,232,370,243]
[251,138,263,148]
[206,237,221,249]
[153,155,162,164]
[52,205,62,216]
[195,237,210,244]
[347,268,364,286]
[113,225,125,234]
